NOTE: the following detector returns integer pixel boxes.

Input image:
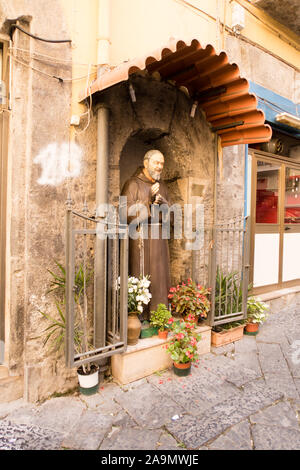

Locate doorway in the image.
[250,150,300,294]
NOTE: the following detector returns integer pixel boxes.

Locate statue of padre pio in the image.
[120,149,171,319]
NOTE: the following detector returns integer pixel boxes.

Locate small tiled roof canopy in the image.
[79,38,272,147]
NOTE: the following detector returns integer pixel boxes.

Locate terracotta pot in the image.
[158,329,168,339]
[245,322,259,334]
[173,361,191,376]
[211,324,245,347]
[127,312,142,345]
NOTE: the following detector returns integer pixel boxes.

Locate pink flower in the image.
[176,333,184,340]
[168,317,174,324]
[190,337,197,346]
[168,294,174,299]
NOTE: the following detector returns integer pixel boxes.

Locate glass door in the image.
[252,159,281,289]
[251,154,300,293]
[282,167,300,282]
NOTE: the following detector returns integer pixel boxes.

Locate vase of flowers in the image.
[166,318,201,376]
[245,296,269,335]
[125,275,152,345]
[150,303,172,339]
[168,278,210,323]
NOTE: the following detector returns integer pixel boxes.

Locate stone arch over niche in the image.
[104,75,216,284]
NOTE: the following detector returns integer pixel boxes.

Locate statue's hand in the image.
[151,182,160,197]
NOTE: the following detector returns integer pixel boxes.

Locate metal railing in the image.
[65,203,128,368]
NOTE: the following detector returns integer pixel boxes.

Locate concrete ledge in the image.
[111,325,211,385]
[0,376,23,403]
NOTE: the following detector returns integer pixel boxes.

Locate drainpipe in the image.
[94,0,110,368]
[97,0,110,77]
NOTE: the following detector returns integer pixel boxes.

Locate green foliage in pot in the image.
[166,319,201,364]
[247,296,269,324]
[39,260,94,373]
[150,303,172,332]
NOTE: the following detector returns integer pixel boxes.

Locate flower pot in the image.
[128,312,142,345]
[173,362,191,377]
[244,322,259,336]
[77,365,99,395]
[158,329,168,340]
[211,324,245,347]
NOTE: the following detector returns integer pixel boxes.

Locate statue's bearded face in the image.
[145,152,165,181]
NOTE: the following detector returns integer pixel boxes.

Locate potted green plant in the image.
[168,278,210,323]
[166,318,201,376]
[39,261,99,395]
[150,303,172,339]
[119,275,152,345]
[245,296,269,335]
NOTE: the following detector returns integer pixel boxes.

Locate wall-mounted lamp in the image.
[276,112,300,130]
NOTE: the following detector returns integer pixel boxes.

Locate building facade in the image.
[0,0,299,402]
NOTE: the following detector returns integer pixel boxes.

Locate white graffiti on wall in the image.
[34,142,82,185]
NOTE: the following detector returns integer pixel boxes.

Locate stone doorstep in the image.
[255,286,300,302]
[111,325,211,385]
[0,376,24,403]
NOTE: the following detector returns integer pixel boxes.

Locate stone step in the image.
[0,376,23,403]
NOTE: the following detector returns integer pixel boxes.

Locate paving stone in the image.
[281,341,300,378]
[165,386,283,449]
[257,343,291,376]
[156,431,183,450]
[0,399,28,419]
[31,397,86,435]
[252,424,300,450]
[211,343,235,356]
[62,411,113,450]
[80,392,122,415]
[264,373,299,399]
[150,366,242,415]
[208,420,252,450]
[201,354,261,388]
[99,427,161,450]
[0,421,64,450]
[250,401,299,429]
[114,382,184,429]
[2,404,38,425]
[111,410,137,427]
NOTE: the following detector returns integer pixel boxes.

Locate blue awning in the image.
[249,82,300,139]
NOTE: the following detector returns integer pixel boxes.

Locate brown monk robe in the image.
[121,167,171,319]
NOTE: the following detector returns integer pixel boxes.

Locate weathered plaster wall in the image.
[0,0,85,401]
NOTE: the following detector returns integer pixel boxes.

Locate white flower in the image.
[137,304,143,313]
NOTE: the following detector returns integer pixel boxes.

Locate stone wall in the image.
[0,0,81,401]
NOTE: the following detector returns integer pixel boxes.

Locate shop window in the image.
[285,168,300,224]
[256,161,280,224]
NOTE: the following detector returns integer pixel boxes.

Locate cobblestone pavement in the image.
[1,303,300,451]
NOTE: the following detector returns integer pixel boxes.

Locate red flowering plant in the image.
[168,278,211,322]
[166,318,201,364]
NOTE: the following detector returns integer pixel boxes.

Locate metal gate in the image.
[192,216,250,326]
[208,216,250,326]
[65,203,128,368]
